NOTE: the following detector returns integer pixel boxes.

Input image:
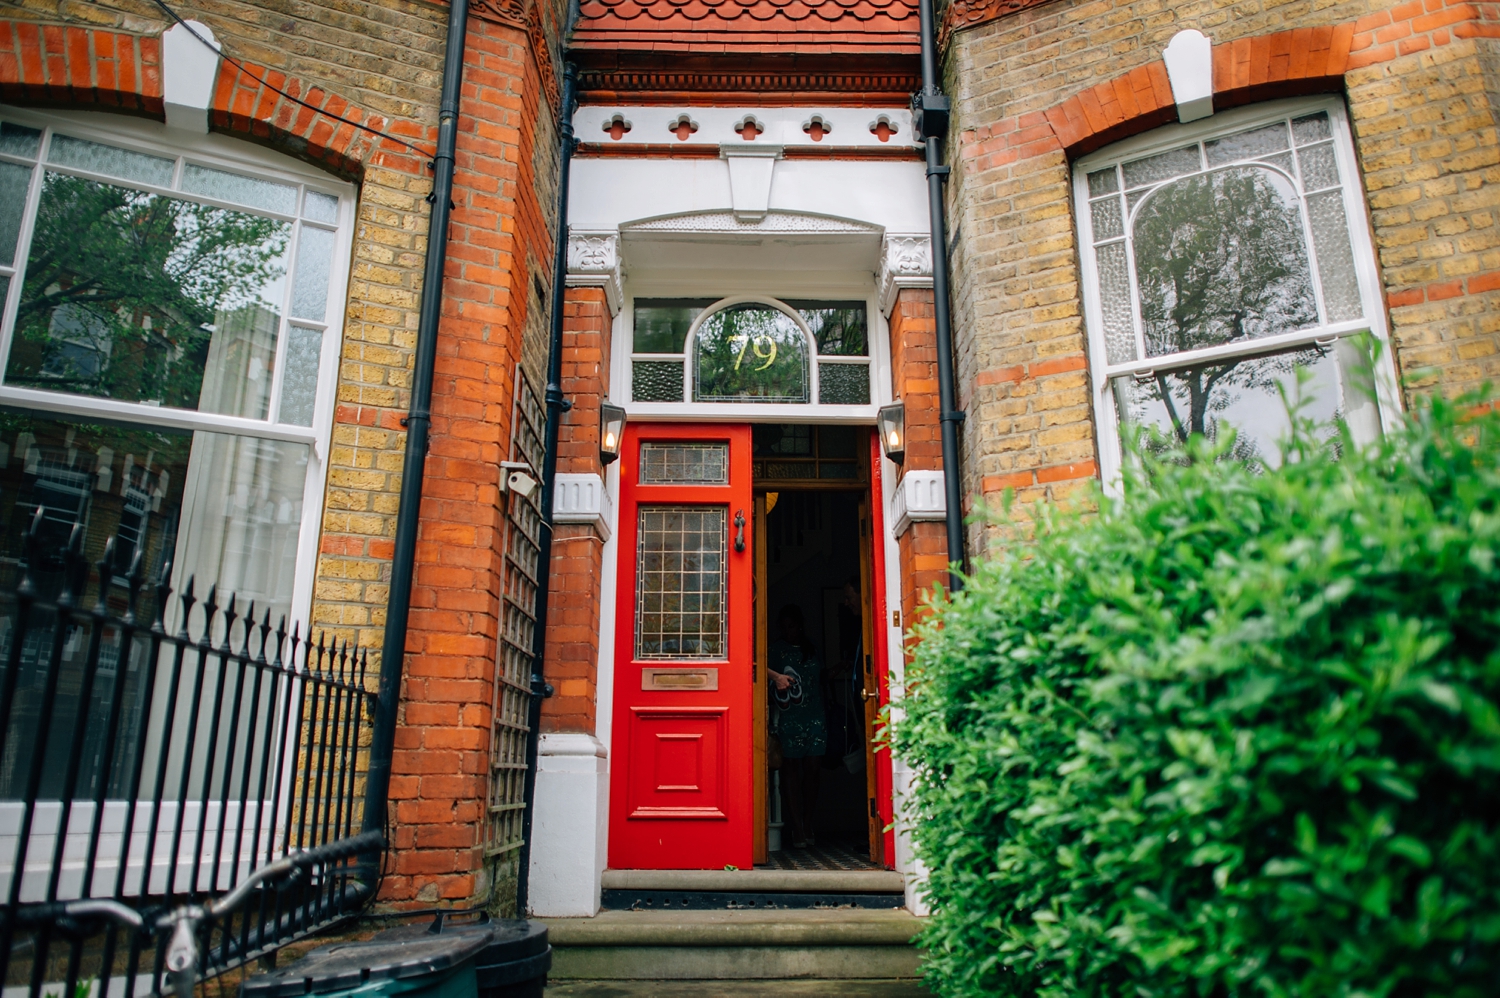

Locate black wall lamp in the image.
[599,402,626,465]
[877,400,905,466]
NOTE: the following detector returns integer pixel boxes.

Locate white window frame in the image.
[617,278,890,423]
[0,104,356,633]
[1073,96,1403,484]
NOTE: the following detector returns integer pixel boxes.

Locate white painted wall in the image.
[569,157,929,234]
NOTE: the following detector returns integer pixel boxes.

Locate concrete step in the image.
[546,980,930,996]
[542,908,924,981]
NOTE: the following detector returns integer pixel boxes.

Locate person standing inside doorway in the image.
[768,604,826,848]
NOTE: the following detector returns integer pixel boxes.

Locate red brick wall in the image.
[888,288,949,633]
[389,15,559,907]
[539,285,614,734]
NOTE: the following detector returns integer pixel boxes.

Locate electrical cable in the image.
[149,0,436,159]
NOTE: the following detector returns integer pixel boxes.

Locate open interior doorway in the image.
[752,424,886,871]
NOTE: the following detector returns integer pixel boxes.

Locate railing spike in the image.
[274,615,290,670]
[58,522,85,607]
[241,601,257,658]
[222,592,239,651]
[92,537,116,613]
[124,545,145,624]
[17,506,42,598]
[256,607,272,663]
[177,575,199,639]
[154,559,174,631]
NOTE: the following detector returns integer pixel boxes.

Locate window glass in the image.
[785,301,868,356]
[630,297,871,406]
[632,360,684,402]
[181,163,297,215]
[0,412,307,624]
[1133,166,1318,357]
[693,303,808,403]
[48,134,174,186]
[1079,102,1388,472]
[1112,345,1348,466]
[634,299,712,353]
[639,442,728,484]
[7,173,291,414]
[303,191,340,224]
[0,123,40,158]
[0,162,29,267]
[278,326,323,426]
[635,506,726,659]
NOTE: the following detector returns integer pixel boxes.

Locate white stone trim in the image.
[623,211,879,234]
[1163,29,1215,124]
[891,470,946,537]
[720,144,783,222]
[574,106,919,149]
[552,472,613,541]
[879,234,934,317]
[527,733,608,917]
[565,229,623,316]
[162,21,221,134]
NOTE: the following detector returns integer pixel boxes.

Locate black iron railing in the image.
[0,509,379,998]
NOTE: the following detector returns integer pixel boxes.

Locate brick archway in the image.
[0,19,433,176]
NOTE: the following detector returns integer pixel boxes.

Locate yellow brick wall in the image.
[945,0,1500,557]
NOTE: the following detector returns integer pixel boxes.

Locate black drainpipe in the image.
[914,0,967,591]
[363,0,469,837]
[515,59,578,916]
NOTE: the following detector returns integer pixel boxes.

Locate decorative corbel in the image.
[565,229,624,317]
[878,234,934,317]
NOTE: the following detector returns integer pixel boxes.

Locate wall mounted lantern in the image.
[877,400,905,465]
[600,402,627,465]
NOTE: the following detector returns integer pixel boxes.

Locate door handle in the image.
[734,509,746,551]
[860,687,878,702]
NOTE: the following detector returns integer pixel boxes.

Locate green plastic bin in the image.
[243,930,491,998]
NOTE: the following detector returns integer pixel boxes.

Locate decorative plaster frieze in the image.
[891,470,946,537]
[574,106,921,149]
[564,230,623,317]
[879,234,934,317]
[1163,29,1215,123]
[624,212,879,234]
[552,472,613,541]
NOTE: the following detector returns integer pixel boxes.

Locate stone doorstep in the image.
[547,889,925,981]
[600,868,906,893]
[544,907,922,947]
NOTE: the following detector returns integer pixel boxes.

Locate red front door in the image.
[609,423,754,869]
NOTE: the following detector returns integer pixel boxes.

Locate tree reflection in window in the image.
[8,174,290,413]
[1133,166,1318,357]
[693,303,809,402]
[1115,346,1343,466]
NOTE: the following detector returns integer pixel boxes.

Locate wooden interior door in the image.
[752,494,768,866]
[608,423,754,870]
[857,493,884,865]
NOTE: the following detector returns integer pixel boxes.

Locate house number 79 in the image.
[730,334,778,371]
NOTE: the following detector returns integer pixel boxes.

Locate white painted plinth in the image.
[527,732,608,917]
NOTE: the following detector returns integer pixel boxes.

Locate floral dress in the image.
[771,639,826,759]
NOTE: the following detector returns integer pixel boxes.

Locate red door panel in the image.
[609,423,753,870]
[625,707,728,819]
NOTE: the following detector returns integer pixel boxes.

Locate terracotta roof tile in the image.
[572,0,919,53]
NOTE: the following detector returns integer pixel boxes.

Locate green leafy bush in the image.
[893,395,1500,998]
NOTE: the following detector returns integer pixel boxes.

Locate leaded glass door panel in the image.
[610,423,754,869]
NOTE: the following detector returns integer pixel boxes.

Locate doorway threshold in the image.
[601,867,905,910]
